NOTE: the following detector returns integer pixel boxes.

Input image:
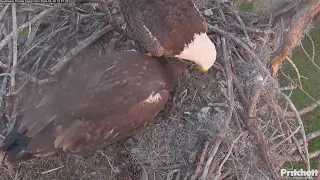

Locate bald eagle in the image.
[1,51,185,161]
[119,0,217,72]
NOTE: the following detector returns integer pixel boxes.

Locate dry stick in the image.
[235,79,278,178]
[270,125,301,151]
[201,35,235,180]
[6,79,29,96]
[213,132,245,180]
[281,92,310,172]
[10,3,18,91]
[280,131,320,166]
[20,25,70,61]
[301,33,320,71]
[292,135,307,164]
[280,85,297,91]
[281,118,305,160]
[24,17,43,47]
[230,23,266,34]
[305,131,320,143]
[41,166,64,174]
[0,6,60,51]
[50,25,113,75]
[288,131,320,155]
[318,154,320,180]
[281,150,320,162]
[6,4,19,134]
[222,3,251,44]
[285,56,302,88]
[99,150,118,174]
[0,27,13,108]
[0,4,10,23]
[15,69,51,85]
[219,169,232,180]
[190,141,209,180]
[91,0,125,35]
[143,164,184,171]
[231,43,246,64]
[248,75,269,117]
[242,113,278,179]
[281,70,320,107]
[284,99,320,117]
[233,76,249,108]
[306,33,316,67]
[208,25,269,74]
[200,140,222,180]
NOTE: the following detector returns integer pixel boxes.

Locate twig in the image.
[281,70,320,107]
[50,25,113,75]
[17,69,53,85]
[190,141,209,180]
[90,0,125,35]
[24,16,43,47]
[200,140,222,180]
[221,34,235,130]
[281,92,310,172]
[201,32,235,180]
[10,3,18,91]
[284,99,320,117]
[219,169,232,180]
[208,25,268,74]
[0,61,9,69]
[144,163,185,171]
[0,27,12,109]
[281,150,320,162]
[270,125,301,151]
[231,23,266,34]
[248,75,269,117]
[0,73,11,77]
[6,78,30,96]
[238,100,278,179]
[285,130,320,156]
[285,56,302,88]
[280,85,297,91]
[318,154,320,180]
[99,150,119,174]
[0,4,10,23]
[301,33,320,71]
[0,6,61,51]
[0,152,4,167]
[222,3,252,44]
[213,132,245,180]
[19,25,70,61]
[41,166,64,174]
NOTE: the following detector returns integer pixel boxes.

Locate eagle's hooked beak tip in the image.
[197,66,208,73]
[145,52,152,57]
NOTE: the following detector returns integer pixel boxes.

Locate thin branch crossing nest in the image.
[0,1,319,180]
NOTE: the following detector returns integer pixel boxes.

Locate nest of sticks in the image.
[0,0,319,179]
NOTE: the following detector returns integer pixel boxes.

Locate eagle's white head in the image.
[175,32,216,72]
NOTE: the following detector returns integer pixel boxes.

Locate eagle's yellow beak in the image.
[145,52,152,57]
[197,66,208,73]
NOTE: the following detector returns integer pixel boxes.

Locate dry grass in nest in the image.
[0,0,319,180]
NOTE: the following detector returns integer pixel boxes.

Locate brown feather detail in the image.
[15,51,185,157]
[119,0,207,56]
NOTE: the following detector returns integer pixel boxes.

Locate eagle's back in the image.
[120,0,207,56]
[2,51,185,160]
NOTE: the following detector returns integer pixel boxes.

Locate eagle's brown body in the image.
[1,51,185,161]
[119,0,207,57]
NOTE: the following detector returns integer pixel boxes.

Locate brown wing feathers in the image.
[1,51,185,161]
